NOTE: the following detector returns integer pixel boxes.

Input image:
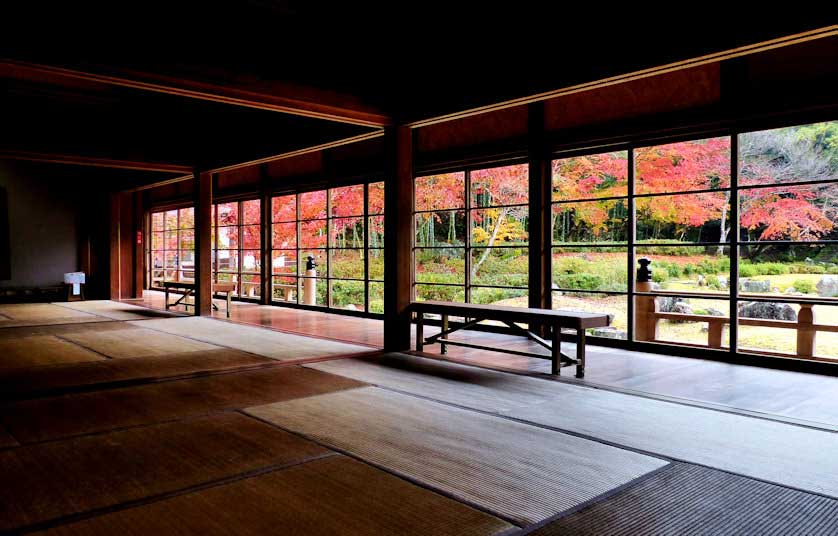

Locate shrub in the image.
[705,274,723,290]
[829,266,838,274]
[556,273,603,291]
[471,287,526,304]
[793,279,816,294]
[739,265,757,277]
[754,262,789,275]
[652,271,668,283]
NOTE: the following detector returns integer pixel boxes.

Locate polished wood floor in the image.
[129,291,838,428]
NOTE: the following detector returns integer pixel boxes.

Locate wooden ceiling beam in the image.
[1,60,392,128]
[0,150,192,174]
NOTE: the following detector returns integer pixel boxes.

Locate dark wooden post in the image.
[108,192,121,300]
[194,170,213,316]
[260,164,272,305]
[528,102,551,333]
[384,125,414,351]
[133,192,144,298]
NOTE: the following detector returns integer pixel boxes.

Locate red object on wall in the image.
[136,231,142,244]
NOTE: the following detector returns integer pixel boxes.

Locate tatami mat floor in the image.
[1,300,836,534]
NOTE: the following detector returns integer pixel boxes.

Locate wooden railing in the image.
[635,280,838,358]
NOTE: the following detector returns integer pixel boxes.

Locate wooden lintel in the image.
[1,60,392,128]
[0,150,192,174]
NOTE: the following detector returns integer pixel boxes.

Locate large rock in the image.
[739,279,771,293]
[657,296,681,312]
[816,276,838,297]
[591,327,626,339]
[672,302,694,315]
[738,301,797,321]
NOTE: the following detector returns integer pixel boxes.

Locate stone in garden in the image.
[591,327,626,339]
[817,276,838,297]
[672,302,693,315]
[717,276,728,289]
[738,301,797,321]
[739,279,771,293]
[805,257,815,265]
[705,308,724,316]
[657,296,679,312]
[784,287,798,295]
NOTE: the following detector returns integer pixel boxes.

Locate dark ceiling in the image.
[1,1,832,175]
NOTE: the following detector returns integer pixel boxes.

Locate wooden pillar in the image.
[528,102,551,331]
[384,125,413,351]
[634,258,659,342]
[109,192,121,300]
[260,165,272,305]
[797,304,816,358]
[194,170,213,316]
[109,191,133,300]
[133,192,144,298]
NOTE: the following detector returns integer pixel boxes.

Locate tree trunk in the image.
[717,192,729,255]
[472,207,509,276]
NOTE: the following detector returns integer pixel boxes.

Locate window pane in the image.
[151,212,165,231]
[368,282,384,313]
[217,250,238,272]
[298,277,326,306]
[471,208,528,246]
[330,280,366,311]
[165,210,178,230]
[639,295,731,347]
[415,172,465,211]
[241,250,261,273]
[216,202,238,225]
[300,220,327,248]
[240,274,261,298]
[216,226,239,249]
[179,230,194,251]
[635,137,731,194]
[552,151,628,201]
[165,231,178,250]
[272,222,297,249]
[164,251,179,269]
[299,249,326,275]
[415,248,465,284]
[330,249,365,279]
[739,121,838,186]
[150,252,164,270]
[151,231,164,250]
[178,207,194,229]
[272,276,297,302]
[330,184,365,217]
[636,246,731,295]
[300,190,327,220]
[553,247,628,292]
[415,283,465,303]
[738,244,837,297]
[552,200,628,243]
[471,287,528,306]
[368,248,384,280]
[415,211,466,247]
[242,224,261,250]
[330,217,364,248]
[368,215,384,248]
[272,250,298,275]
[272,195,297,222]
[553,292,627,340]
[470,164,528,207]
[242,199,260,225]
[739,183,838,242]
[737,303,837,360]
[471,247,528,287]
[636,191,730,244]
[368,182,385,214]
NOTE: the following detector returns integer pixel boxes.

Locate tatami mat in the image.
[55,300,182,321]
[0,413,330,533]
[247,386,668,525]
[0,303,109,328]
[1,367,365,443]
[0,335,105,370]
[0,349,273,400]
[58,326,220,358]
[132,316,375,361]
[308,354,838,498]
[39,455,513,536]
[528,463,838,536]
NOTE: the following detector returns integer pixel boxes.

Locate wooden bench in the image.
[163,281,237,318]
[411,301,610,378]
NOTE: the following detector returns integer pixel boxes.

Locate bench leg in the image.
[440,314,448,355]
[551,324,561,376]
[227,291,232,318]
[576,329,586,378]
[416,313,424,352]
[165,288,169,310]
